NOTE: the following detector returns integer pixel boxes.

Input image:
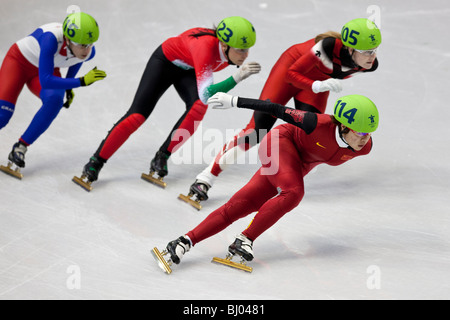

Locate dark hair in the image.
[190,27,217,39]
[331,115,349,134]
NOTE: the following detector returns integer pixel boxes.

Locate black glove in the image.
[63,89,75,109]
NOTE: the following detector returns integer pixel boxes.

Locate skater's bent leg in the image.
[187,169,277,245]
[208,111,277,177]
[209,131,254,177]
[243,175,304,241]
[161,99,207,155]
[243,132,305,241]
[0,46,32,130]
[96,113,146,160]
[20,89,65,145]
[95,45,179,160]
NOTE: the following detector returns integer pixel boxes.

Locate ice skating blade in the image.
[0,163,23,180]
[178,193,202,210]
[151,247,172,274]
[141,172,167,188]
[211,257,253,273]
[72,176,93,191]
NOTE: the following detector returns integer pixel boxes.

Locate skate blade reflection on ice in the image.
[0,162,24,180]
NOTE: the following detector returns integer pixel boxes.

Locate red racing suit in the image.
[208,36,377,177]
[187,97,373,245]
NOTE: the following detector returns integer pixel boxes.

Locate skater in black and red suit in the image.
[75,16,260,189]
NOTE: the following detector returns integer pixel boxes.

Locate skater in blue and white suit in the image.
[0,12,106,172]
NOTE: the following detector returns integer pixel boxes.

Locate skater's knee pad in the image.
[279,186,304,210]
[0,100,15,129]
[40,89,65,103]
[120,113,146,134]
[188,100,208,121]
[40,89,65,112]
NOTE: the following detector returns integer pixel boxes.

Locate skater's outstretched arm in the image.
[208,92,318,134]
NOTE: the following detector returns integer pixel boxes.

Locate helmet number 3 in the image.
[218,22,234,43]
[335,100,357,124]
[341,27,360,46]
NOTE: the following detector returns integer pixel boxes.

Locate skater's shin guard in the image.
[0,100,15,129]
[166,100,207,154]
[98,113,146,160]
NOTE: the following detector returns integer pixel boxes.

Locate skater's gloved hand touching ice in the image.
[63,89,75,108]
[311,78,342,93]
[232,62,261,84]
[208,92,238,109]
[80,67,107,86]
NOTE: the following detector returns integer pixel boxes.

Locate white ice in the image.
[1,0,449,300]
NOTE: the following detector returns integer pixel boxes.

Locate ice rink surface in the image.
[1,0,449,300]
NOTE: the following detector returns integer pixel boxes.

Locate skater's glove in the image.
[232,62,261,84]
[312,78,342,93]
[63,89,75,109]
[207,92,238,109]
[80,67,107,86]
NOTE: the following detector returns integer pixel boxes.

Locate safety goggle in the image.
[350,129,371,137]
[70,41,94,49]
[232,48,250,54]
[354,48,378,56]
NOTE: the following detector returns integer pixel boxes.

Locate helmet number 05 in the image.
[341,27,360,46]
[218,22,234,43]
[335,100,357,124]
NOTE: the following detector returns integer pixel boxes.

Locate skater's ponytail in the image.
[315,31,341,43]
[190,28,217,39]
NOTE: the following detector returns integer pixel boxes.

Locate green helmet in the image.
[341,18,381,50]
[333,94,379,133]
[216,16,256,49]
[63,12,99,45]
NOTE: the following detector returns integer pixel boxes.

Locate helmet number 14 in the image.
[334,100,357,124]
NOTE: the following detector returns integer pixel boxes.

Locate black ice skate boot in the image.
[190,180,210,201]
[8,141,28,168]
[82,156,105,182]
[150,150,170,178]
[141,151,170,188]
[178,179,211,210]
[0,141,28,179]
[73,156,106,191]
[166,235,192,265]
[228,233,254,262]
